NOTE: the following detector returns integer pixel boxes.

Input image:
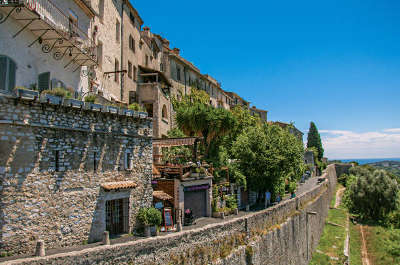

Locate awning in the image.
[101,181,137,191]
[153,190,173,201]
[153,137,201,148]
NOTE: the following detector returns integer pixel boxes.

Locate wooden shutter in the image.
[0,57,6,91]
[38,72,50,92]
[8,59,16,91]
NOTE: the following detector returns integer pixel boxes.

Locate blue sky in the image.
[131,0,400,159]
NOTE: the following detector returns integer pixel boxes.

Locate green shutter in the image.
[0,57,6,91]
[8,59,16,91]
[38,72,50,92]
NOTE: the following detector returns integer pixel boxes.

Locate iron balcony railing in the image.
[0,0,94,56]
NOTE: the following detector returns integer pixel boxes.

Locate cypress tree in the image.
[307,122,324,161]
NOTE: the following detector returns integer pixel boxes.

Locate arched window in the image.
[0,55,17,91]
[162,105,168,119]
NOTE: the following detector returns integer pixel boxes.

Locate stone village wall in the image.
[0,92,153,255]
[2,164,343,265]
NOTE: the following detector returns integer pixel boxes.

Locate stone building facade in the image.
[0,92,153,255]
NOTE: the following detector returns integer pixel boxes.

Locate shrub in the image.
[128,103,146,112]
[288,182,297,193]
[41,87,72,98]
[84,94,96,103]
[147,207,162,226]
[137,207,162,226]
[225,194,237,210]
[137,208,150,226]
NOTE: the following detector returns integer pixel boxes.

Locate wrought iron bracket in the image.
[0,6,21,24]
[13,17,38,38]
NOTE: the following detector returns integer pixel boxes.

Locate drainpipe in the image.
[120,1,125,102]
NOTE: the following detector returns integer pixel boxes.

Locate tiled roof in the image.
[153,190,173,201]
[101,181,137,191]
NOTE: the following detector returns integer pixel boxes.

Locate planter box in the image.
[118,108,128,116]
[63,98,83,109]
[125,110,135,117]
[108,106,119,114]
[138,111,148,118]
[84,102,102,112]
[40,94,63,105]
[15,88,38,101]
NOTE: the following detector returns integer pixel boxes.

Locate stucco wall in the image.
[1,164,341,265]
[0,92,153,256]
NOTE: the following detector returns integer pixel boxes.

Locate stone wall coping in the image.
[0,90,153,122]
[0,169,332,265]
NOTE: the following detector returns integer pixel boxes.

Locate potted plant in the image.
[40,88,71,105]
[82,95,101,111]
[147,207,162,236]
[137,208,151,237]
[14,87,38,101]
[192,167,201,177]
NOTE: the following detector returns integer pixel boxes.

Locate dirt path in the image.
[360,225,371,265]
[335,187,345,208]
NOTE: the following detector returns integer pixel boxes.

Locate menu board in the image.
[163,208,174,229]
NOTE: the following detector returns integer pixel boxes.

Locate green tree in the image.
[344,168,400,220]
[232,124,305,198]
[174,102,236,158]
[307,122,324,161]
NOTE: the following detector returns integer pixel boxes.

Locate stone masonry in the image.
[0,164,344,265]
[0,92,153,255]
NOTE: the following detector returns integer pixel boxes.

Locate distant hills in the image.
[366,160,400,178]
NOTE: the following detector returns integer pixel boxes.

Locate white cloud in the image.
[320,129,400,159]
[384,128,400,133]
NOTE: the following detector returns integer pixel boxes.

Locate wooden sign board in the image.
[163,208,174,230]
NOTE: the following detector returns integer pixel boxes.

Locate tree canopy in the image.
[307,122,324,161]
[231,124,305,197]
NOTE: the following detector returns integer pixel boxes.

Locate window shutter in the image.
[8,59,16,91]
[0,57,7,91]
[38,72,50,92]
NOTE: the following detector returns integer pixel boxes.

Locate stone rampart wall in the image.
[2,164,342,265]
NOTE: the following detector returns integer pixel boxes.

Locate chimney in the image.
[142,26,151,37]
[172,48,180,55]
[162,38,170,48]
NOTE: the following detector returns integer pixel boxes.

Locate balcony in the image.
[0,0,97,69]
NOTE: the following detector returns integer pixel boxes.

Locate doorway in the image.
[106,198,129,235]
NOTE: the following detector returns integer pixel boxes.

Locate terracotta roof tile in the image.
[153,190,173,201]
[101,181,137,191]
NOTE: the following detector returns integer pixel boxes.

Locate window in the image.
[55,150,60,172]
[128,61,132,79]
[38,72,50,92]
[177,67,181,81]
[93,152,98,171]
[162,105,168,119]
[115,59,119,83]
[133,66,137,81]
[160,63,163,72]
[116,20,120,43]
[0,55,16,91]
[129,12,135,25]
[129,35,135,52]
[125,150,133,170]
[97,41,103,68]
[145,55,149,67]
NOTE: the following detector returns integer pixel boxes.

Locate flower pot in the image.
[40,94,62,105]
[191,173,200,177]
[144,225,151,238]
[63,98,83,109]
[138,111,148,118]
[125,110,135,117]
[84,102,102,111]
[15,88,38,101]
